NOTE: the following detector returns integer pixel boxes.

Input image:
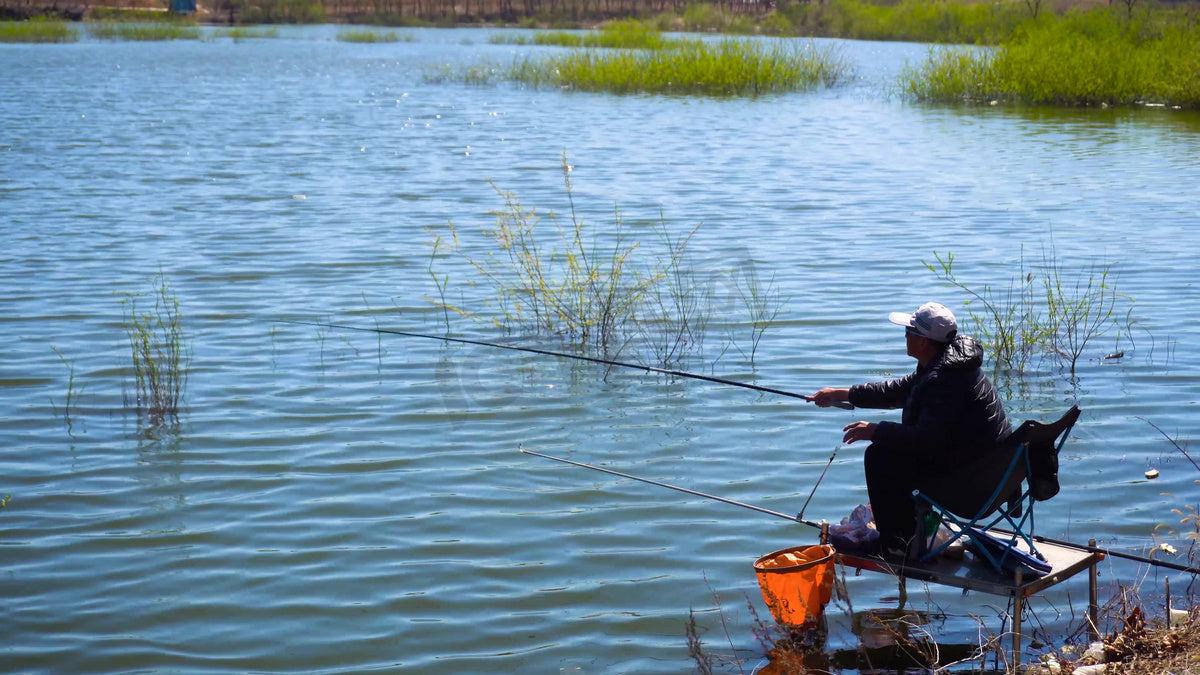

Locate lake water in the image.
[2,26,1199,673]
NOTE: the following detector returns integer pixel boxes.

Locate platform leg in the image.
[1012,568,1023,670]
[1088,538,1099,641]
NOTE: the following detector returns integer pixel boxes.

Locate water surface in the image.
[2,27,1199,673]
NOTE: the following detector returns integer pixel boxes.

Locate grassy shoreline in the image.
[902,8,1200,109]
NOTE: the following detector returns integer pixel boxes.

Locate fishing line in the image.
[275,319,854,410]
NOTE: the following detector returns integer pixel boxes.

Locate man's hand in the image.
[811,387,850,408]
[842,420,877,444]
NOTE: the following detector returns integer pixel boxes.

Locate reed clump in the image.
[543,38,843,96]
[902,8,1200,108]
[220,26,281,40]
[497,37,847,96]
[926,246,1131,376]
[429,154,780,365]
[489,19,665,49]
[336,28,412,42]
[438,155,667,353]
[120,272,190,429]
[0,18,79,42]
[88,20,202,41]
[778,0,1029,45]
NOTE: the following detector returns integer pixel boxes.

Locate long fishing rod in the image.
[1024,532,1200,576]
[524,449,1200,576]
[521,447,822,529]
[276,320,853,410]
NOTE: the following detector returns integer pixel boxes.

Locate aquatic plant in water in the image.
[51,346,85,435]
[926,245,1131,376]
[88,21,202,41]
[0,19,79,43]
[488,19,665,49]
[120,272,190,429]
[508,37,848,97]
[428,154,781,367]
[336,28,412,42]
[901,8,1200,108]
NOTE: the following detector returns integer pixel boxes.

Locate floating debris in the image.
[1145,469,1160,479]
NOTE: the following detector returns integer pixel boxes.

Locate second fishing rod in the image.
[276,319,854,410]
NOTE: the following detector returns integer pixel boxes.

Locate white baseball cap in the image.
[889,302,957,343]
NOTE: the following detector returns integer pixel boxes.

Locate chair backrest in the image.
[1011,405,1081,502]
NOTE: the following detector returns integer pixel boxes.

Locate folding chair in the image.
[912,406,1082,576]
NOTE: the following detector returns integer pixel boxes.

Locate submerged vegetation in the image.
[925,247,1131,376]
[427,154,779,366]
[120,272,190,429]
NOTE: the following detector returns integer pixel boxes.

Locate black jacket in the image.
[848,335,1011,466]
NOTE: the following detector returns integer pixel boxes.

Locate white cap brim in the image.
[888,311,917,328]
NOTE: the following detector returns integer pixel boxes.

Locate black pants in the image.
[864,443,1017,552]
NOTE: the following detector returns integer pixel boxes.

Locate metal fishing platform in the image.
[832,530,1105,666]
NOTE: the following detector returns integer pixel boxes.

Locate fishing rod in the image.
[521,447,823,529]
[276,320,853,410]
[524,449,1200,576]
[1024,532,1200,576]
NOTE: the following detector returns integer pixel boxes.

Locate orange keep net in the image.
[754,544,836,628]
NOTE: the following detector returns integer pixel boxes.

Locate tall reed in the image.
[88,21,202,41]
[220,26,281,40]
[337,28,413,42]
[0,19,79,43]
[902,8,1200,108]
[430,154,784,367]
[52,346,84,434]
[926,245,1130,376]
[489,19,665,49]
[445,155,659,352]
[508,37,848,96]
[120,272,190,428]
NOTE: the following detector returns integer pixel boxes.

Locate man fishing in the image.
[811,302,1012,558]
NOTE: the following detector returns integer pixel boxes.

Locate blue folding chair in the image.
[912,406,1081,576]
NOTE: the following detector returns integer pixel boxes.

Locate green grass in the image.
[510,38,848,96]
[0,19,80,43]
[336,28,413,42]
[88,20,202,41]
[120,272,190,429]
[489,19,665,49]
[901,8,1200,108]
[219,26,281,40]
[430,153,782,366]
[780,0,1030,45]
[448,36,848,96]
